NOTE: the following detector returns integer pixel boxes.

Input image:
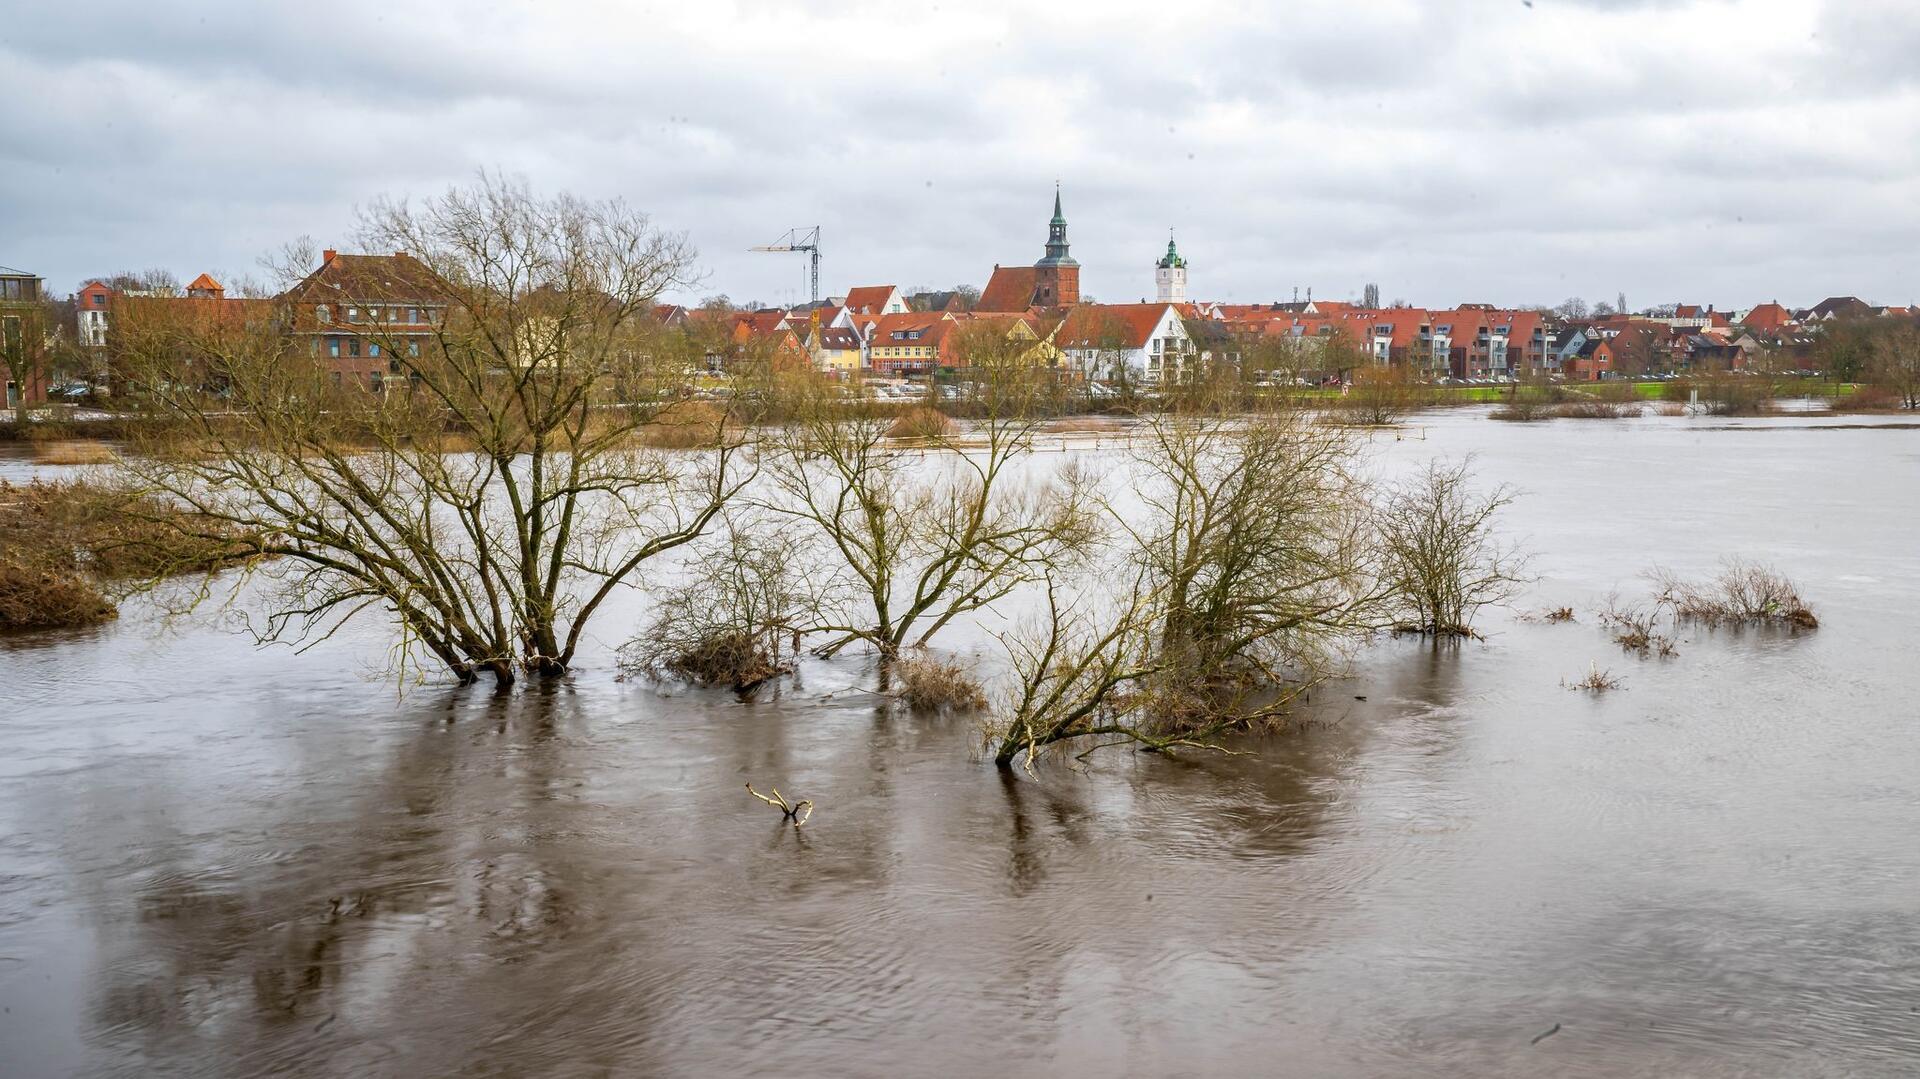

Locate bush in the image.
[895,650,987,713]
[1598,596,1677,657]
[33,440,117,465]
[1655,559,1817,629]
[619,525,810,692]
[1668,376,1773,416]
[1556,400,1642,419]
[0,559,116,631]
[654,629,790,688]
[636,400,728,448]
[0,479,253,632]
[885,406,958,441]
[1565,662,1623,692]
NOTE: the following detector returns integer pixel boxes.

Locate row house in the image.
[1,264,48,408]
[1222,306,1557,378]
[279,250,448,392]
[859,311,958,375]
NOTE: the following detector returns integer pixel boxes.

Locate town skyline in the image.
[6,0,1917,307]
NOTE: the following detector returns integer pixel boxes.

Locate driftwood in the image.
[746,784,814,827]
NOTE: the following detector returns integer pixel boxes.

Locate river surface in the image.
[3,409,1919,1077]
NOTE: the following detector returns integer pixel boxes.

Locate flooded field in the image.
[4,408,1919,1076]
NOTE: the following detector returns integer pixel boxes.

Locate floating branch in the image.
[746,783,814,826]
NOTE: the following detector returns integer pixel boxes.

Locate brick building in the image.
[978,188,1082,312]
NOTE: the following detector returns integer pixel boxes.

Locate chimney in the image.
[322,248,338,264]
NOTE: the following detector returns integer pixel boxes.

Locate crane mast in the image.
[748,226,821,306]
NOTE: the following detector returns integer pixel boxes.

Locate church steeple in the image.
[1039,184,1076,268]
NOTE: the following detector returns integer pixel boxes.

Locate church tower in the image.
[1154,231,1187,303]
[1032,185,1081,306]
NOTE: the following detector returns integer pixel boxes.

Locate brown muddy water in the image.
[3,409,1919,1077]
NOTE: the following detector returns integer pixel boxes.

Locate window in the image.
[329,371,342,387]
[369,373,384,393]
[347,307,359,322]
[328,337,341,358]
[92,294,105,307]
[407,341,419,357]
[408,308,420,323]
[317,304,331,324]
[348,339,361,357]
[369,343,381,357]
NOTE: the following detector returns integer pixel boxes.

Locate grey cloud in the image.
[2,0,1916,309]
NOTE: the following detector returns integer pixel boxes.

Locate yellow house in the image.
[814,325,864,376]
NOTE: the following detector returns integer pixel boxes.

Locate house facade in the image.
[1054,303,1190,382]
[2,265,48,409]
[278,249,448,391]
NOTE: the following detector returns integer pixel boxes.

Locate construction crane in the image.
[749,226,821,306]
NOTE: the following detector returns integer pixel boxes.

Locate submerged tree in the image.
[765,324,1097,660]
[620,520,816,692]
[1376,458,1526,637]
[989,402,1394,769]
[116,175,753,689]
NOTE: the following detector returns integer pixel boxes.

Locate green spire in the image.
[1039,184,1075,267]
[1158,230,1185,269]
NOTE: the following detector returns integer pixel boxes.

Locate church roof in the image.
[977,266,1042,312]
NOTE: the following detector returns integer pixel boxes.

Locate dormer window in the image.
[347,307,360,323]
[317,304,332,324]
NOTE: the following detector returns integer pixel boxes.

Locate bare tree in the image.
[1376,458,1527,637]
[115,175,752,689]
[1343,362,1421,425]
[765,331,1095,660]
[620,519,816,691]
[988,403,1393,769]
[988,573,1161,770]
[1870,318,1920,409]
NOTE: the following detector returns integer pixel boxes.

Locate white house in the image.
[1053,303,1192,382]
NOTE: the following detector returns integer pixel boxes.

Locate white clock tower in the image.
[1154,232,1188,303]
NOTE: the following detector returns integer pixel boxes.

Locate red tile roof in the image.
[841,285,898,314]
[977,266,1042,313]
[1740,302,1795,334]
[1053,303,1174,349]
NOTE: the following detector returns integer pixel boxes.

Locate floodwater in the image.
[3,409,1919,1077]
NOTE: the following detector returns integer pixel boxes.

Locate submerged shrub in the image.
[1598,596,1678,657]
[1557,400,1642,419]
[0,559,116,631]
[621,524,812,692]
[636,400,728,448]
[0,479,254,632]
[895,650,987,713]
[1655,559,1817,629]
[885,406,958,441]
[33,440,117,466]
[1565,662,1623,692]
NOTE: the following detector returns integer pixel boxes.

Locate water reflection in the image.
[3,411,1919,1075]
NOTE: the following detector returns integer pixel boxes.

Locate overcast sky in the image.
[4,0,1917,309]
